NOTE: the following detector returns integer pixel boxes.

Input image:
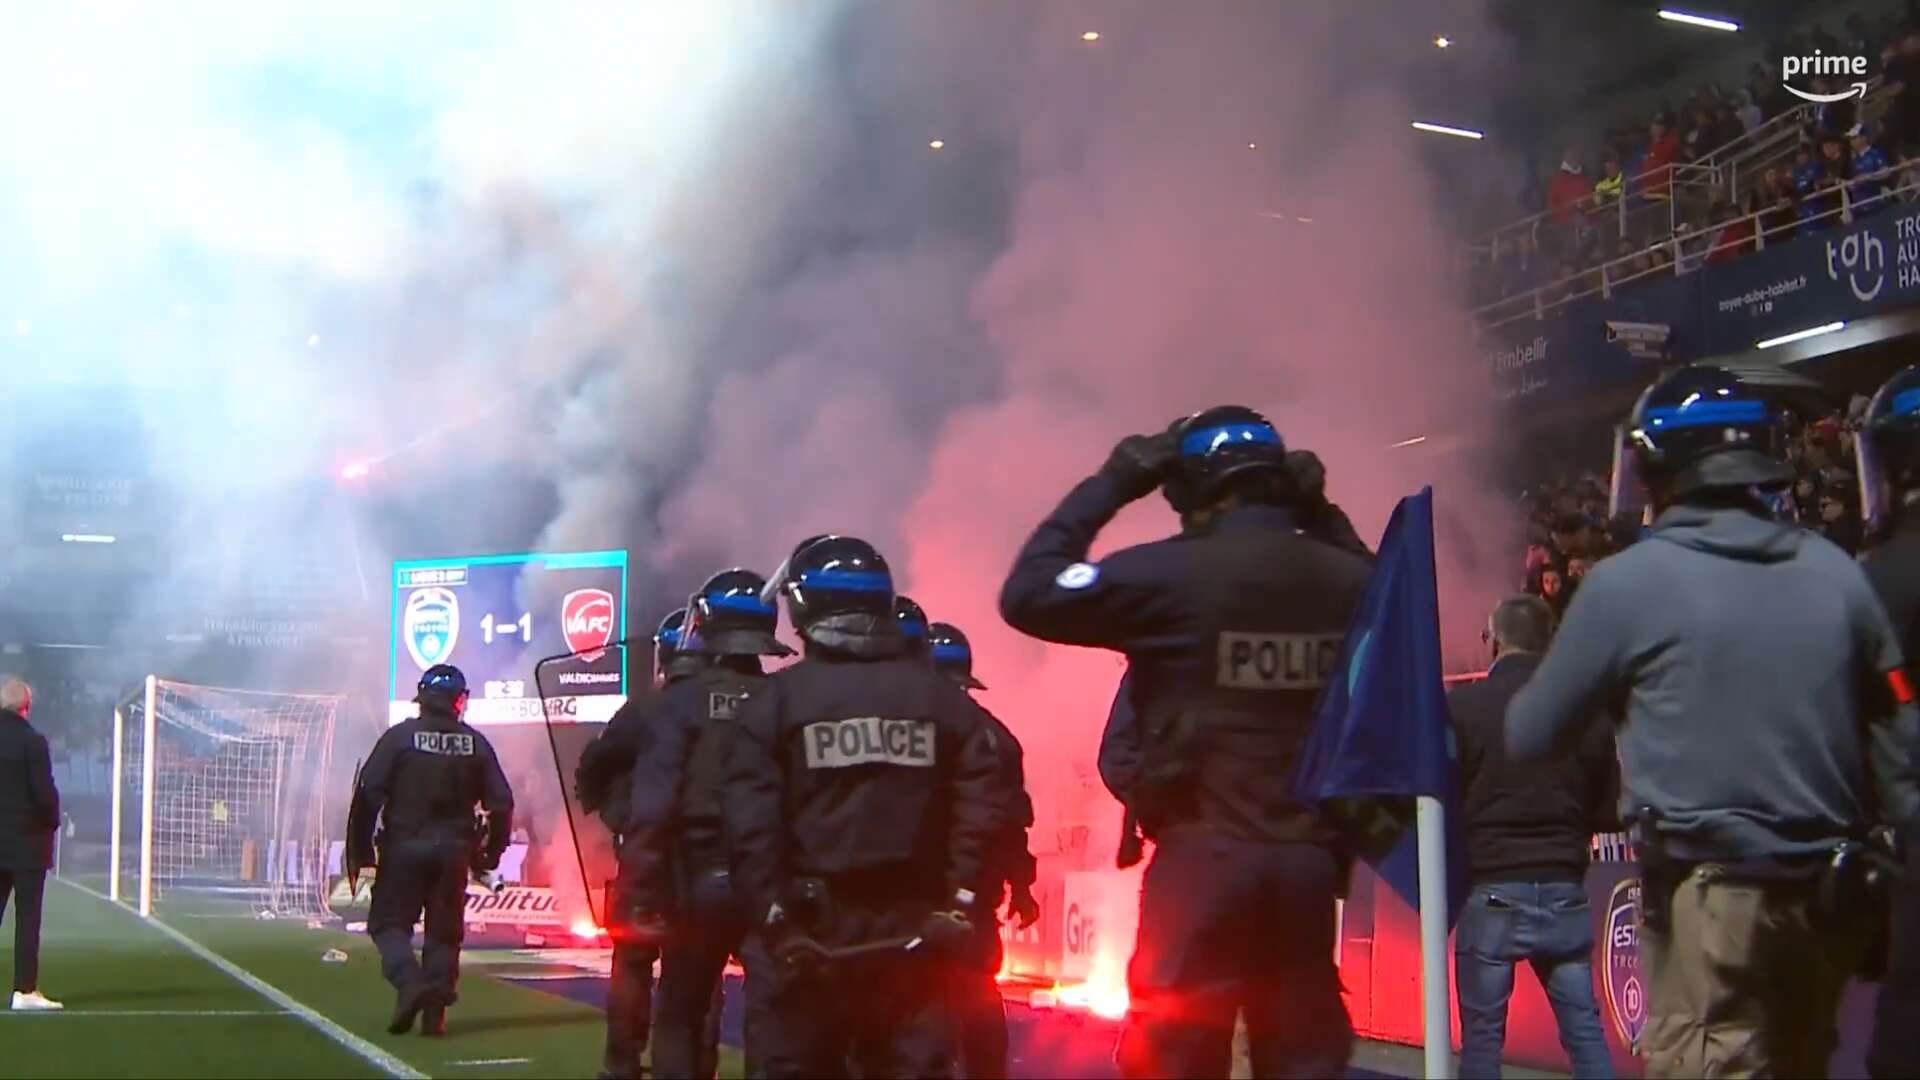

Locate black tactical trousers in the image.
[368,837,470,1002]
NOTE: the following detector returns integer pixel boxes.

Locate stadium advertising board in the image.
[1702,202,1920,349]
[389,550,628,725]
[1480,274,1695,411]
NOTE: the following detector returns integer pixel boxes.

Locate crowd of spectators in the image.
[1518,403,1869,618]
[1471,12,1920,315]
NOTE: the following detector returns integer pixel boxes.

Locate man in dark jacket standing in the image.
[0,677,62,1011]
[1452,597,1614,1078]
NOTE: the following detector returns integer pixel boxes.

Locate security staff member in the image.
[999,406,1371,1078]
[1507,365,1920,1079]
[726,535,1003,1079]
[349,664,514,1037]
[619,571,792,1079]
[927,621,1039,1080]
[578,607,704,1080]
[1856,365,1920,1079]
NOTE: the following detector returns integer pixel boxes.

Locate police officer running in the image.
[1855,365,1920,1079]
[1507,365,1920,1079]
[725,535,1003,1079]
[999,406,1371,1078]
[576,607,704,1080]
[348,664,514,1037]
[617,571,792,1079]
[926,620,1040,1080]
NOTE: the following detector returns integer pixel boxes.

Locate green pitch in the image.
[1,877,728,1079]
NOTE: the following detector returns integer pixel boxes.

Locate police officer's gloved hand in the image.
[1102,431,1180,502]
[911,888,977,955]
[1008,885,1041,930]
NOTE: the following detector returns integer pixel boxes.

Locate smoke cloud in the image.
[3,3,1516,880]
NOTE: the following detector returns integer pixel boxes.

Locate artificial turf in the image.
[2,877,647,1078]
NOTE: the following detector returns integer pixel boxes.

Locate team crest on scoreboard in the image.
[405,587,460,671]
[562,588,616,654]
[1603,876,1646,1050]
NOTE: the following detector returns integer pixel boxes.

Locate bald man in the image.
[0,677,61,1010]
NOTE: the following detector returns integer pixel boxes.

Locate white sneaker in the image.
[10,991,64,1011]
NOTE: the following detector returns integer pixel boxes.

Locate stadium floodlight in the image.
[1657,10,1739,32]
[60,533,116,543]
[1081,30,1100,42]
[1756,321,1845,349]
[1412,121,1485,140]
[928,139,946,150]
[1391,436,1429,448]
[111,678,342,921]
[1434,36,1452,48]
[339,461,371,480]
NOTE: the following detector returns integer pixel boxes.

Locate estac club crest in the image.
[404,587,460,671]
[1603,876,1646,1051]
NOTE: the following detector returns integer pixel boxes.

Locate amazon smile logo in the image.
[1782,51,1869,103]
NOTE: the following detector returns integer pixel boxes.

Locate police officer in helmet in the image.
[348,664,514,1038]
[1000,405,1371,1078]
[725,535,1002,1079]
[618,570,792,1079]
[1857,365,1920,1078]
[894,595,931,659]
[927,620,1039,1080]
[576,607,703,1079]
[1508,365,1920,1078]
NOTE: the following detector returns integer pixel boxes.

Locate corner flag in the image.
[1293,487,1464,1077]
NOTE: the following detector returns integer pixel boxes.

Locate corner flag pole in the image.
[1417,794,1453,1079]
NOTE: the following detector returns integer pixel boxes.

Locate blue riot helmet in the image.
[1626,365,1791,505]
[894,595,931,659]
[684,569,792,658]
[928,621,986,690]
[1162,405,1291,514]
[416,664,469,720]
[651,608,706,688]
[764,534,897,644]
[1859,364,1920,541]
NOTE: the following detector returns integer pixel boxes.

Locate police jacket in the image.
[0,709,59,872]
[722,632,1002,922]
[576,690,661,836]
[618,663,765,911]
[1865,501,1920,785]
[353,707,514,866]
[1507,501,1920,865]
[979,706,1037,898]
[999,472,1371,843]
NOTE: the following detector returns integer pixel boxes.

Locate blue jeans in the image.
[1455,881,1613,1079]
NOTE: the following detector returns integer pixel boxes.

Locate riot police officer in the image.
[894,595,931,659]
[348,664,514,1038]
[576,608,704,1080]
[999,406,1371,1078]
[618,570,792,1079]
[1856,365,1920,1079]
[726,535,1003,1078]
[927,620,1039,1080]
[1507,365,1920,1079]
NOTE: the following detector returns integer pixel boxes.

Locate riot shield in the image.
[534,641,646,929]
[1608,422,1652,529]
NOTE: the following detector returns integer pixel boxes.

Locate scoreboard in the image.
[389,550,628,726]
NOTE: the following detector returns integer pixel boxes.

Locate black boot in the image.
[387,982,429,1035]
[419,993,447,1038]
[596,1052,644,1079]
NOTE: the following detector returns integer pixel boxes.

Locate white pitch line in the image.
[1,1009,292,1018]
[447,1059,533,1068]
[56,878,427,1080]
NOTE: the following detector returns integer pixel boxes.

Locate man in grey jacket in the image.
[1506,366,1920,1079]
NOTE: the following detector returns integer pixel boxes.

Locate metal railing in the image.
[1469,156,1920,334]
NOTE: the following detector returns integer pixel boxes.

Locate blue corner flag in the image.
[1293,486,1467,926]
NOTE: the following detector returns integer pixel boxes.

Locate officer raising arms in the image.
[618,571,792,1080]
[725,536,1003,1079]
[575,608,703,1080]
[999,406,1372,1079]
[1855,365,1920,1079]
[1507,366,1920,1079]
[926,620,1040,1080]
[348,664,514,1038]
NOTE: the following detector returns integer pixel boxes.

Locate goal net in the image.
[111,677,341,920]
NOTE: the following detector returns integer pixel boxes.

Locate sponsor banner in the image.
[464,885,566,927]
[388,694,624,726]
[1702,204,1920,349]
[1479,274,1698,412]
[1059,870,1141,983]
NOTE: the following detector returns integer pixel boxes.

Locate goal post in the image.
[109,678,343,921]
